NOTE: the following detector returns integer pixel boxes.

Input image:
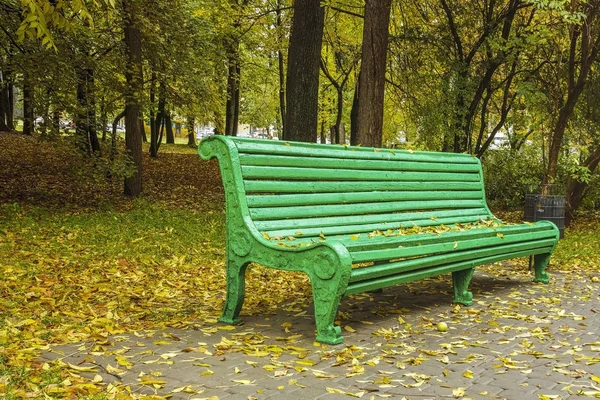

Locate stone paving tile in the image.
[40,266,600,399]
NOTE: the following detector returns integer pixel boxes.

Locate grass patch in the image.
[553,212,600,273]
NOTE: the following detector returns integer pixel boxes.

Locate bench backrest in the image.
[200,136,493,240]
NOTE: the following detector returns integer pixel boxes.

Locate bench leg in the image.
[219,258,250,326]
[311,276,345,345]
[307,250,352,345]
[532,253,551,284]
[452,268,474,306]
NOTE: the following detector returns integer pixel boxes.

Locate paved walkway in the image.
[42,262,600,400]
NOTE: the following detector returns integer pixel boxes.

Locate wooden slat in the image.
[262,214,494,239]
[343,222,548,251]
[239,154,481,173]
[253,208,490,232]
[350,227,557,263]
[234,139,479,164]
[349,238,557,283]
[242,165,481,182]
[244,180,483,194]
[344,247,552,295]
[246,190,483,208]
[250,199,485,221]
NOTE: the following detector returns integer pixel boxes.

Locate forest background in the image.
[1,0,599,223]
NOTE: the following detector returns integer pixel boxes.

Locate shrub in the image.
[481,146,545,211]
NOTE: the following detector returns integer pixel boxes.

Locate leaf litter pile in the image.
[1,132,599,399]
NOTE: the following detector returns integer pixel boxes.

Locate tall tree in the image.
[123,2,143,196]
[22,72,34,135]
[284,0,325,142]
[320,6,361,144]
[225,36,241,136]
[352,0,392,147]
[276,0,287,136]
[545,1,600,183]
[75,67,101,154]
[564,64,600,224]
[187,116,196,148]
[0,69,15,131]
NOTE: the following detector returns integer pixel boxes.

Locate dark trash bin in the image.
[523,185,565,239]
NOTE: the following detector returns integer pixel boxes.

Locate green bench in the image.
[199,135,560,344]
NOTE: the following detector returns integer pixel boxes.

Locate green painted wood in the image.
[246,190,483,208]
[244,180,484,193]
[349,238,557,283]
[242,165,481,182]
[345,247,552,296]
[262,223,556,255]
[198,135,560,345]
[350,227,557,263]
[250,199,485,221]
[234,138,479,164]
[239,154,482,173]
[253,208,490,232]
[344,223,555,252]
[262,214,492,239]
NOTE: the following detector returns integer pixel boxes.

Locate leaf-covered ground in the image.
[0,132,599,399]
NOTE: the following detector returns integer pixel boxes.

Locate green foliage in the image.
[16,0,100,49]
[3,0,600,214]
[564,154,593,184]
[482,146,545,210]
[580,173,600,209]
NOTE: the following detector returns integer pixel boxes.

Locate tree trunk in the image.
[320,56,355,145]
[278,48,286,138]
[350,77,359,145]
[547,98,579,182]
[0,71,9,131]
[141,122,147,142]
[112,109,126,158]
[165,112,174,144]
[565,145,600,226]
[284,0,324,142]
[545,3,600,183]
[187,116,196,148]
[150,74,161,157]
[334,88,344,144]
[75,68,101,154]
[225,39,240,136]
[87,69,100,154]
[40,90,50,137]
[22,73,34,135]
[100,97,108,141]
[276,0,286,137]
[52,107,60,136]
[76,68,91,152]
[353,0,392,148]
[7,72,14,131]
[0,69,14,131]
[123,4,143,197]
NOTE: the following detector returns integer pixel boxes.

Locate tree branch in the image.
[439,0,463,61]
[329,6,363,18]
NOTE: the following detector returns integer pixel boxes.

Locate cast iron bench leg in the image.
[219,258,251,326]
[311,275,346,345]
[533,253,551,284]
[452,267,475,306]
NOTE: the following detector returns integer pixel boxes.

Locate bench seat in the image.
[199,135,560,344]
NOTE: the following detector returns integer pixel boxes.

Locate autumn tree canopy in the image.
[0,0,599,214]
